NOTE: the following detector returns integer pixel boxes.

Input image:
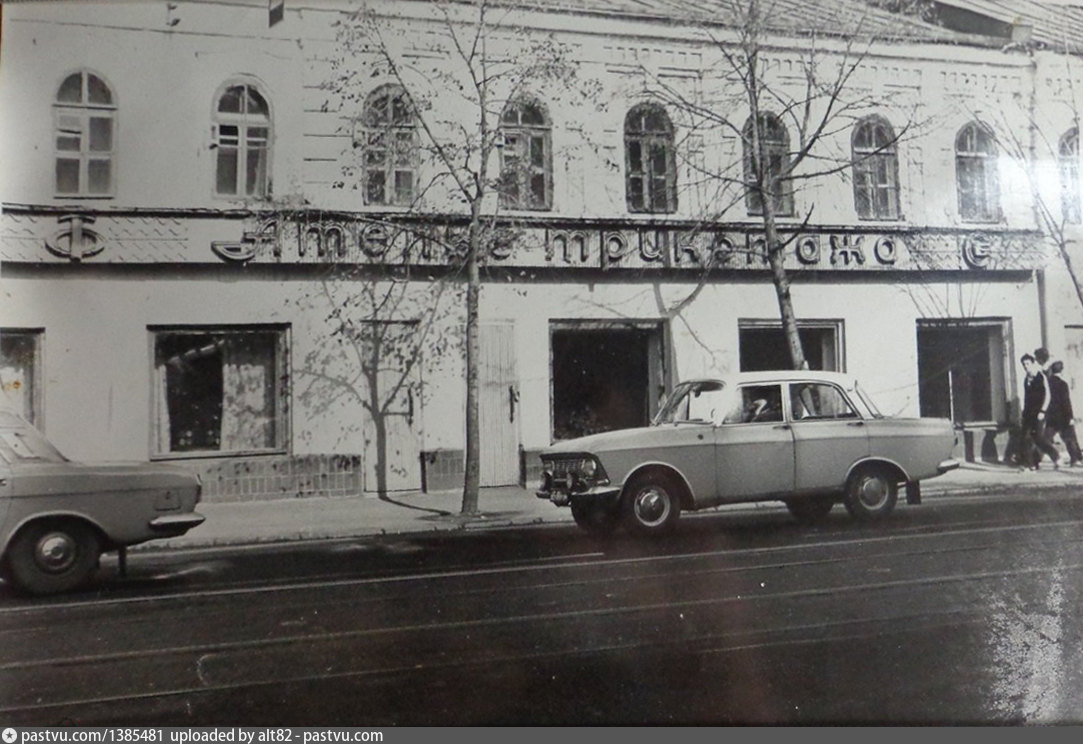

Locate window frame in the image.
[212,80,273,199]
[722,384,785,425]
[0,328,45,429]
[743,112,794,217]
[498,99,553,211]
[788,382,859,421]
[360,84,419,207]
[624,103,678,214]
[53,70,116,198]
[1060,127,1081,225]
[851,115,901,221]
[955,121,1001,223]
[150,324,290,459]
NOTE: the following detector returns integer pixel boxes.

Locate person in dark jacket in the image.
[1047,360,1083,466]
[1021,353,1061,470]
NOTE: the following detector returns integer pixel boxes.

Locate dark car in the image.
[0,407,205,594]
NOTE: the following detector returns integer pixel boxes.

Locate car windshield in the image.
[853,381,884,418]
[0,413,67,464]
[653,380,727,425]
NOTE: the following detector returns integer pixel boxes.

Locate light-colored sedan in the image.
[0,407,205,594]
[537,371,959,536]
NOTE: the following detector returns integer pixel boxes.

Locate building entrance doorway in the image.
[550,322,665,440]
[917,320,1008,425]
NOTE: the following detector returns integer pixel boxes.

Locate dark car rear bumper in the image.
[149,512,206,536]
[937,458,961,474]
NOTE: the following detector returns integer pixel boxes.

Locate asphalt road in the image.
[2,490,1083,725]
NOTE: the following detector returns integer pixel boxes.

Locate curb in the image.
[127,479,1082,554]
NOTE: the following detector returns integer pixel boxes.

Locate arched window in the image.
[955,122,1000,222]
[743,113,793,217]
[361,85,418,206]
[1060,128,1080,224]
[624,104,676,213]
[54,71,115,196]
[852,116,900,220]
[499,99,552,211]
[213,81,271,197]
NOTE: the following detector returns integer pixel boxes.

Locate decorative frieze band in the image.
[0,209,1042,273]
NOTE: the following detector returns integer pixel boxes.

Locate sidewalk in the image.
[137,461,1083,552]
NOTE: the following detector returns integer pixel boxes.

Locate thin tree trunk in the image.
[461,219,482,514]
[764,214,807,370]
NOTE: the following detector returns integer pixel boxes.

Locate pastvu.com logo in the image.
[3,728,18,744]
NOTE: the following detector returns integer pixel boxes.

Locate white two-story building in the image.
[3,0,1082,501]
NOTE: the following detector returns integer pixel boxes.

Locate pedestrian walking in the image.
[1047,360,1083,466]
[1036,346,1051,370]
[1020,353,1061,470]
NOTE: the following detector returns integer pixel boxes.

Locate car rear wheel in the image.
[5,520,101,595]
[844,466,898,520]
[786,496,835,524]
[571,501,620,536]
[622,473,682,536]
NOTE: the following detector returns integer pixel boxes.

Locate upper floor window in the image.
[361,85,418,206]
[852,116,900,220]
[744,113,794,217]
[214,82,271,198]
[955,122,1000,222]
[498,100,552,211]
[1060,127,1081,225]
[54,71,115,197]
[625,104,677,213]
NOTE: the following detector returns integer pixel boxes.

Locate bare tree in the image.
[280,219,464,501]
[976,79,1083,314]
[637,0,924,370]
[324,0,581,513]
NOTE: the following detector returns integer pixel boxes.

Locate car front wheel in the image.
[5,520,101,595]
[844,466,898,520]
[622,473,682,535]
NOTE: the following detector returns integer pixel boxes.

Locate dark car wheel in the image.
[571,501,620,536]
[622,473,682,536]
[786,496,835,524]
[844,466,898,520]
[5,520,101,595]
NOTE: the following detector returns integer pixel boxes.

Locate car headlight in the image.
[579,457,598,479]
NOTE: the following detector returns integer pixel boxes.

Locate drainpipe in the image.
[1037,268,1049,351]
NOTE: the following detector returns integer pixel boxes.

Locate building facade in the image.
[2,0,1081,501]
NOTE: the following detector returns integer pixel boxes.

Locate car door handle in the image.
[847,421,865,427]
[773,424,791,430]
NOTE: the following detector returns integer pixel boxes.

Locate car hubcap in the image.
[634,487,670,525]
[858,477,888,509]
[36,532,77,574]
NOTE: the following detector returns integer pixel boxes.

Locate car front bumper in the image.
[536,485,622,507]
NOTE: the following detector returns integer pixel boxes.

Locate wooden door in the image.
[479,322,520,486]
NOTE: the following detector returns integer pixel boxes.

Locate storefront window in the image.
[0,330,43,427]
[917,321,1006,425]
[152,326,287,455]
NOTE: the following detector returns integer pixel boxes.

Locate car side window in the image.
[790,383,858,420]
[723,384,784,424]
[680,384,728,423]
